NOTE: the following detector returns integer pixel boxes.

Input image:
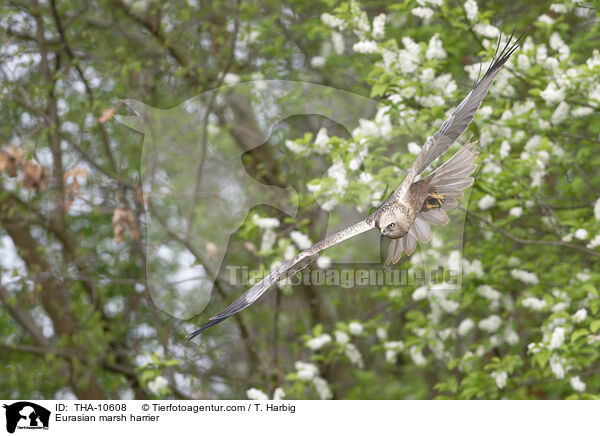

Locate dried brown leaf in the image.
[98,107,116,124]
[21,160,49,193]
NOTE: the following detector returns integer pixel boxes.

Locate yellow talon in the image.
[423,192,444,210]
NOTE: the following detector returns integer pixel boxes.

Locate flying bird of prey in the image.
[186,32,522,341]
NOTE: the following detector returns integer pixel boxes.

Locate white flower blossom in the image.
[352,40,378,54]
[463,258,484,278]
[594,198,600,221]
[372,13,386,39]
[290,231,312,249]
[549,33,563,51]
[246,388,269,400]
[310,56,325,68]
[384,340,404,362]
[511,269,539,285]
[397,37,421,73]
[335,330,350,344]
[260,228,277,252]
[412,7,434,20]
[522,297,546,310]
[416,94,445,108]
[426,34,447,59]
[376,327,388,340]
[478,106,493,120]
[540,82,564,105]
[306,333,332,350]
[479,315,502,333]
[410,346,427,366]
[551,101,569,124]
[477,285,502,300]
[574,228,588,240]
[517,54,531,70]
[549,32,570,60]
[488,333,502,346]
[355,119,380,137]
[491,371,507,389]
[385,344,400,363]
[438,328,454,341]
[344,343,364,368]
[525,135,542,152]
[458,318,475,336]
[587,49,600,68]
[321,13,345,30]
[440,299,460,313]
[283,244,295,261]
[295,361,319,381]
[550,354,565,379]
[434,73,457,97]
[222,73,240,86]
[537,44,548,62]
[313,376,333,400]
[507,257,521,267]
[549,3,567,13]
[572,107,593,117]
[314,127,329,149]
[285,139,304,154]
[148,375,168,395]
[359,170,372,185]
[332,32,345,55]
[464,0,478,21]
[549,327,565,350]
[552,302,568,313]
[562,233,573,242]
[478,194,496,210]
[473,23,499,38]
[587,235,600,249]
[384,341,404,351]
[250,71,264,82]
[273,387,286,400]
[421,67,435,82]
[354,11,370,37]
[538,14,554,25]
[504,329,519,345]
[349,321,363,335]
[573,308,587,323]
[254,215,280,229]
[412,286,428,301]
[570,376,586,392]
[316,256,331,269]
[510,207,523,218]
[590,83,600,106]
[408,142,421,155]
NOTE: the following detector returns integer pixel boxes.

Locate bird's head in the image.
[377,209,410,240]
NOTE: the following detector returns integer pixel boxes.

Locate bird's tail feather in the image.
[422,138,479,213]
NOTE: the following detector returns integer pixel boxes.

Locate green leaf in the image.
[533,349,550,369]
[571,329,589,343]
[370,83,388,98]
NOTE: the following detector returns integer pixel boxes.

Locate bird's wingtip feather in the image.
[185,317,228,342]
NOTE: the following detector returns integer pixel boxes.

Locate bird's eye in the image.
[387,223,395,230]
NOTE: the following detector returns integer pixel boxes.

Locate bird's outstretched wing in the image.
[186,219,374,340]
[394,30,522,201]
